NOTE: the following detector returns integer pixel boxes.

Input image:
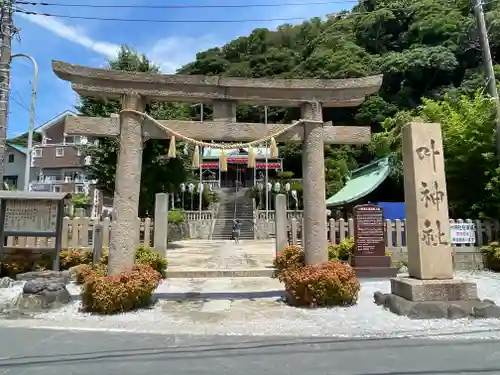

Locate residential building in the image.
[3,142,35,189]
[29,110,96,195]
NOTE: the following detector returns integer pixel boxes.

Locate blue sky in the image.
[9,0,355,138]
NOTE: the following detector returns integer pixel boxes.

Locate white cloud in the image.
[18,13,120,59]
[145,35,220,73]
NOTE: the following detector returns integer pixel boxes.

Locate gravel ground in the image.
[1,271,500,339]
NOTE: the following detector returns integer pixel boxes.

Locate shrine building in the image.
[200,146,282,188]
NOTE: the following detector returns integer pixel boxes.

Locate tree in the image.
[176,0,500,211]
[370,91,500,218]
[77,46,192,215]
[7,132,42,147]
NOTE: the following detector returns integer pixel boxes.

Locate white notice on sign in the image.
[3,200,58,233]
[450,223,475,244]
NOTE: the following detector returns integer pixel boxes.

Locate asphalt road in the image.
[0,327,499,375]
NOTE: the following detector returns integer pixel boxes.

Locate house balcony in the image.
[29,177,95,193]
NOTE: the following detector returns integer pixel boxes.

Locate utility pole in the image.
[0,0,13,188]
[474,0,500,159]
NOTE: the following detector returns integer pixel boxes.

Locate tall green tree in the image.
[177,0,500,210]
[370,92,500,218]
[77,46,192,215]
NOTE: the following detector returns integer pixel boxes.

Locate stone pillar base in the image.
[351,255,398,278]
[373,277,500,319]
[391,277,478,302]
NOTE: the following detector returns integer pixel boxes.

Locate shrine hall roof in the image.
[326,157,390,207]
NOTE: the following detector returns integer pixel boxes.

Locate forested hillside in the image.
[66,0,500,218]
[176,0,500,218]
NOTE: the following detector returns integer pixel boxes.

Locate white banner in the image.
[450,223,476,244]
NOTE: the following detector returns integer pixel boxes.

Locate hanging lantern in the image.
[167,135,176,158]
[285,182,291,192]
[180,183,186,193]
[192,145,200,169]
[274,182,281,193]
[270,137,278,158]
[219,149,228,172]
[248,147,255,168]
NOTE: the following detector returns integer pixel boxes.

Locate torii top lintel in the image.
[52,60,383,107]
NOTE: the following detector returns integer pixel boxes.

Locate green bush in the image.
[481,241,500,271]
[325,238,355,261]
[135,245,168,278]
[60,246,168,278]
[81,264,161,314]
[281,260,360,307]
[168,209,185,223]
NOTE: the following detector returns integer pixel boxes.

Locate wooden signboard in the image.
[0,191,70,271]
[353,204,385,256]
[3,200,58,234]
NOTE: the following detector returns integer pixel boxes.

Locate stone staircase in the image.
[211,188,254,240]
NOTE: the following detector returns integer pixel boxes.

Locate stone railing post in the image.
[92,222,103,265]
[275,194,287,255]
[108,93,145,275]
[154,193,169,257]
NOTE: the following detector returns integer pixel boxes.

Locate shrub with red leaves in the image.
[81,264,161,314]
[273,245,304,279]
[281,260,360,307]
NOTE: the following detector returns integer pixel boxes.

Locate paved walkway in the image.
[166,240,275,277]
[0,327,499,375]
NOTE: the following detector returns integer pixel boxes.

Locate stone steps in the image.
[166,268,274,278]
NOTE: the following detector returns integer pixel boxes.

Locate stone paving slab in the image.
[166,240,275,278]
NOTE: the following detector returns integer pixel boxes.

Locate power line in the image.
[13,4,442,24]
[17,0,358,9]
[14,9,325,23]
[10,90,43,125]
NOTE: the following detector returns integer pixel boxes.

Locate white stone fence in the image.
[282,217,497,271]
[3,210,216,251]
[283,217,497,246]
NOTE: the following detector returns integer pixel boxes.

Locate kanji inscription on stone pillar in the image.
[402,122,453,280]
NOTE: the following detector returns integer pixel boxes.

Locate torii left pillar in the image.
[108,93,145,275]
[301,102,328,265]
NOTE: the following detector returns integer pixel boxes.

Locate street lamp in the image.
[180,183,186,210]
[12,54,38,191]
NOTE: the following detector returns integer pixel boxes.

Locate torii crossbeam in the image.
[52,60,383,275]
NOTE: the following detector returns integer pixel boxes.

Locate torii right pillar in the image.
[301,102,328,265]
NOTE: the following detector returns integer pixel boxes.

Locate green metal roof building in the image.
[326,157,390,207]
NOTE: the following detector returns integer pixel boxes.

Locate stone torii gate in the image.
[52,60,382,275]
